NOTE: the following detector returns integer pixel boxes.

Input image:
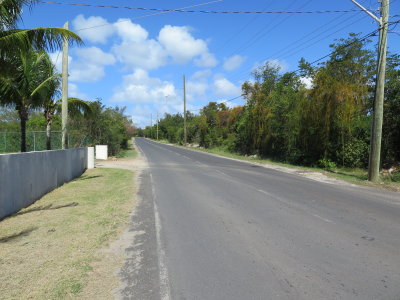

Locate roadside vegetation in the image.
[138,33,400,185]
[0,1,135,155]
[0,167,136,299]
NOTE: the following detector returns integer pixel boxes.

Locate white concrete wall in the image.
[87,147,95,169]
[0,148,87,220]
[95,145,108,160]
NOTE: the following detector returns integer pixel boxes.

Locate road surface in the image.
[119,138,400,300]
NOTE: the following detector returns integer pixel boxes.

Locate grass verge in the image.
[150,139,400,191]
[198,147,400,191]
[116,149,137,159]
[0,167,135,299]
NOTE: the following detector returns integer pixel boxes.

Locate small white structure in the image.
[95,145,108,160]
[87,147,95,169]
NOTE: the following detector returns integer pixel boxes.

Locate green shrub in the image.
[340,138,369,168]
[318,158,337,170]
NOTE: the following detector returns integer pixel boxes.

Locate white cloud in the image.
[110,68,177,104]
[75,47,115,65]
[112,19,167,70]
[186,69,213,101]
[70,47,116,82]
[187,81,209,100]
[114,18,148,42]
[72,15,115,44]
[50,48,115,83]
[69,83,89,100]
[71,17,217,71]
[223,55,245,71]
[194,52,218,68]
[49,51,72,73]
[159,25,207,64]
[130,105,153,128]
[213,77,241,97]
[191,69,212,80]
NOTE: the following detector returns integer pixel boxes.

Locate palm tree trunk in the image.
[46,120,52,150]
[18,108,28,152]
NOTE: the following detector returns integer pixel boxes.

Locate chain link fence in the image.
[0,131,90,153]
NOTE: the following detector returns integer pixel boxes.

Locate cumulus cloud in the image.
[111,22,217,70]
[70,47,116,82]
[191,69,212,80]
[159,25,208,64]
[187,81,209,101]
[223,55,245,71]
[129,105,153,128]
[194,52,218,68]
[112,19,167,70]
[110,68,177,104]
[71,16,217,71]
[213,77,241,97]
[50,47,115,83]
[72,15,115,44]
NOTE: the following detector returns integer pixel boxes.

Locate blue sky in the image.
[20,0,399,128]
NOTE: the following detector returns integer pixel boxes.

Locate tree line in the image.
[139,33,400,170]
[0,1,135,154]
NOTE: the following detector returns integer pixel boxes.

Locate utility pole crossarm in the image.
[351,0,382,24]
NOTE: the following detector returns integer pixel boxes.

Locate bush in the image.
[318,158,337,170]
[340,138,369,168]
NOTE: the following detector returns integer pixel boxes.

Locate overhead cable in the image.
[37,1,362,14]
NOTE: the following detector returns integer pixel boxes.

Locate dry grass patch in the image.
[0,167,135,299]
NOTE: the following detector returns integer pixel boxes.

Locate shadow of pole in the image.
[0,227,38,243]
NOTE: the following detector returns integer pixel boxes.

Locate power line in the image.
[270,12,365,61]
[227,7,382,83]
[290,28,380,74]
[74,0,226,32]
[228,0,314,57]
[274,14,369,61]
[189,95,244,112]
[218,0,275,51]
[37,1,362,14]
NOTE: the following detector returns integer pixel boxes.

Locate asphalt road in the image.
[123,138,400,300]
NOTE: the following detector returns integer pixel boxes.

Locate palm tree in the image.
[38,58,92,150]
[0,48,59,152]
[0,0,82,62]
[0,1,83,152]
[43,97,92,150]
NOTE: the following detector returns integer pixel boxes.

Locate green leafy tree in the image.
[0,49,58,151]
[381,53,400,166]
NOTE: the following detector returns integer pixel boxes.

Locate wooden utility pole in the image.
[156,111,159,140]
[150,113,153,139]
[61,21,69,149]
[351,0,389,182]
[183,75,187,145]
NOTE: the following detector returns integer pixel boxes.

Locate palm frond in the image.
[55,97,92,116]
[0,27,83,57]
[30,73,61,97]
[0,0,35,29]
